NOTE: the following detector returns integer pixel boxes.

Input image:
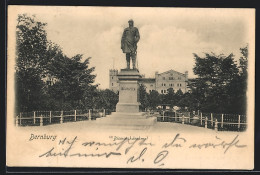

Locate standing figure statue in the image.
[121,19,140,69]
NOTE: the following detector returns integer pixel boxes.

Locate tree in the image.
[15,14,97,112]
[190,49,247,114]
[164,88,175,108]
[177,92,192,109]
[139,84,149,111]
[92,89,119,111]
[193,53,239,88]
[187,78,207,111]
[225,45,248,114]
[16,68,47,112]
[15,14,49,112]
[239,44,248,77]
[174,89,184,104]
[147,90,161,110]
[47,54,96,110]
[237,45,248,114]
[16,14,48,72]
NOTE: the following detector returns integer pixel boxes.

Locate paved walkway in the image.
[17,120,233,134]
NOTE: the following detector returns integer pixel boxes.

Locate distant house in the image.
[109,69,189,94]
[109,69,119,92]
[140,78,155,93]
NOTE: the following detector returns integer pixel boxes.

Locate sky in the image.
[9,6,254,89]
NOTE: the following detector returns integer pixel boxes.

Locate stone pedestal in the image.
[116,69,141,113]
[97,69,156,129]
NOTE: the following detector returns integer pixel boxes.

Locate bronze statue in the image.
[121,19,140,69]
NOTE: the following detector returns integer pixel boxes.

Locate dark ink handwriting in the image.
[154,150,169,166]
[162,134,186,148]
[70,152,121,158]
[189,135,247,153]
[39,136,77,158]
[127,147,147,164]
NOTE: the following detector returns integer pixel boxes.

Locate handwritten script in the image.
[38,134,246,166]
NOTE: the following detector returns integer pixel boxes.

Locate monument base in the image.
[116,103,140,113]
[96,112,157,130]
[96,68,157,130]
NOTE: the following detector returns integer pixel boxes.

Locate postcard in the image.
[6,6,255,169]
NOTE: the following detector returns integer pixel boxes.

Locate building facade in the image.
[109,69,189,94]
[109,69,119,92]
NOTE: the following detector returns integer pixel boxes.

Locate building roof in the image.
[140,78,155,83]
[159,69,185,76]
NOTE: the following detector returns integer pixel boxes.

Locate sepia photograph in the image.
[6,6,255,169]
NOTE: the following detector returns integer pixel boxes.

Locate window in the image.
[162,83,164,86]
[177,83,179,87]
[149,90,152,93]
[164,90,166,93]
[164,83,166,86]
[163,77,165,80]
[112,76,113,79]
[180,84,182,87]
[178,77,181,80]
[172,83,174,86]
[161,90,163,93]
[112,83,113,86]
[169,77,174,80]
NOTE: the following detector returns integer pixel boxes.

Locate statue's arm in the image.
[121,29,126,45]
[121,30,126,50]
[135,28,140,43]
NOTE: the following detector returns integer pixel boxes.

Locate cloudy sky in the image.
[9,6,254,89]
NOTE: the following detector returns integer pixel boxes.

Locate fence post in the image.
[188,116,191,123]
[163,111,165,122]
[49,111,52,123]
[221,114,224,128]
[200,112,202,125]
[20,112,22,125]
[75,110,77,121]
[214,119,218,131]
[205,117,208,128]
[89,109,91,120]
[103,109,105,117]
[40,115,43,126]
[60,111,63,124]
[15,116,19,126]
[33,111,36,124]
[211,113,213,126]
[238,115,241,129]
[174,111,177,121]
[182,115,184,124]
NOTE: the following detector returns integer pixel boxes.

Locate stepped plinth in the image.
[97,69,157,129]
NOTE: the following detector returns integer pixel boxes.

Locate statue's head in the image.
[128,19,134,27]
